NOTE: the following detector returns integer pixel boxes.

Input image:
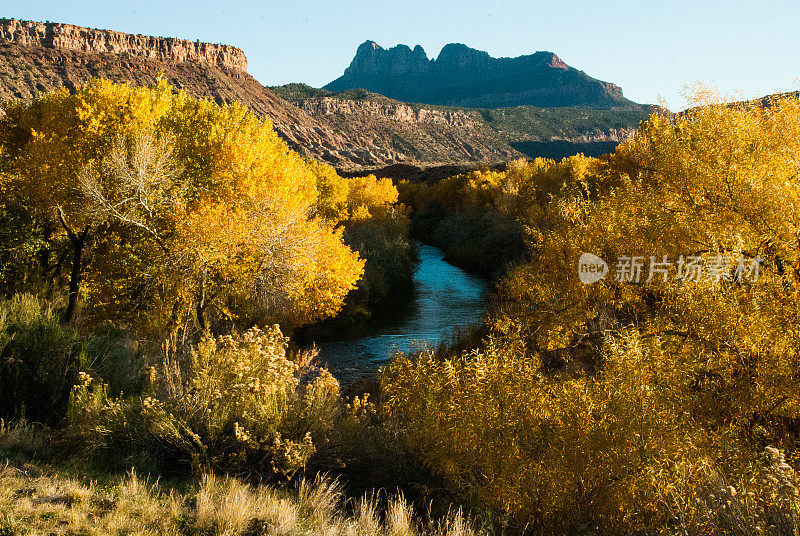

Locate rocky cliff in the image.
[326,40,637,109]
[0,20,380,166]
[0,18,247,72]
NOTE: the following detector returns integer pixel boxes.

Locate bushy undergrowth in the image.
[380,91,800,534]
[383,332,800,534]
[0,294,148,427]
[62,326,340,479]
[0,294,82,425]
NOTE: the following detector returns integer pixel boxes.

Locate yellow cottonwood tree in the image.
[0,78,364,334]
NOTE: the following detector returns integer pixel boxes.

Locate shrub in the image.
[0,294,82,425]
[342,215,418,310]
[0,419,52,460]
[381,327,797,533]
[83,323,143,397]
[66,325,340,479]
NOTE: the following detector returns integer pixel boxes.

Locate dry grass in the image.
[0,464,183,536]
[0,460,488,536]
[0,420,51,458]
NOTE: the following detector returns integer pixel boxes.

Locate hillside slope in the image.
[274,84,654,164]
[0,19,402,167]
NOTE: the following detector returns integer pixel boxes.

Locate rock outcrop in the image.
[0,18,246,72]
[293,92,520,163]
[326,40,636,109]
[274,84,654,165]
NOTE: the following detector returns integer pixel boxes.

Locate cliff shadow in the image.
[511,140,619,160]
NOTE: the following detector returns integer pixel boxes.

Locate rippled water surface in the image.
[316,245,487,383]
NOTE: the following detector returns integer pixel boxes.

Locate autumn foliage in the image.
[0,78,364,335]
[383,92,800,533]
[4,78,800,535]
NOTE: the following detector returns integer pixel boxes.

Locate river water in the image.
[316,244,488,384]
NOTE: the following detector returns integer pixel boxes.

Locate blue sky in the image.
[4,0,799,110]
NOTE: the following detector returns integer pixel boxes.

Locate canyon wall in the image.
[0,18,247,72]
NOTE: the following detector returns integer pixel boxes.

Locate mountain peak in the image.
[547,52,569,70]
[345,40,431,80]
[326,40,636,109]
[436,43,490,69]
[357,40,381,51]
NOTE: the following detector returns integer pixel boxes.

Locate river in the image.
[315,244,488,384]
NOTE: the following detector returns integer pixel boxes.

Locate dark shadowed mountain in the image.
[325,40,640,109]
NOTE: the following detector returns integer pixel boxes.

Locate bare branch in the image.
[79,130,184,253]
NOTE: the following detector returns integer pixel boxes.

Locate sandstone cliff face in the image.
[326,40,636,109]
[302,97,480,127]
[0,18,246,72]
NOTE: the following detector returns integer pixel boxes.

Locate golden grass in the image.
[0,460,488,536]
[0,464,183,536]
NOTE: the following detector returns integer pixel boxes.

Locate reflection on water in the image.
[315,245,487,384]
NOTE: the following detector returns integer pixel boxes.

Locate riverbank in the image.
[304,245,488,385]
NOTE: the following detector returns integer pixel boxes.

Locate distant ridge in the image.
[0,19,655,169]
[273,83,655,165]
[325,40,640,109]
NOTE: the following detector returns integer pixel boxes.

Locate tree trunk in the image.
[65,231,87,323]
[196,269,207,332]
[57,207,89,323]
